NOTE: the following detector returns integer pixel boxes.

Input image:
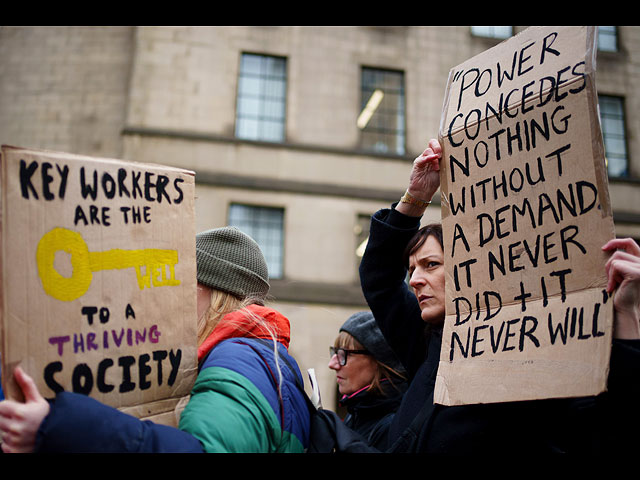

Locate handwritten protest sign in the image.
[0,146,197,420]
[435,26,615,405]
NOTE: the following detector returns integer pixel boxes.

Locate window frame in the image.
[598,94,630,178]
[235,52,288,143]
[358,65,406,156]
[598,26,619,53]
[227,202,286,279]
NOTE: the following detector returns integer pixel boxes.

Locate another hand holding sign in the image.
[0,366,49,453]
[396,139,442,218]
[603,238,640,340]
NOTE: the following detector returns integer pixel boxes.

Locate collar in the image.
[197,304,291,362]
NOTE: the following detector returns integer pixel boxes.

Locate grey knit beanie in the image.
[196,226,270,301]
[340,311,405,374]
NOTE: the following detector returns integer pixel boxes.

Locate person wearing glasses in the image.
[0,227,311,453]
[360,138,640,454]
[328,311,407,450]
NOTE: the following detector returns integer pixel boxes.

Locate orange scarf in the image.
[197,304,291,362]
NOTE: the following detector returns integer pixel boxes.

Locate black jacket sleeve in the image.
[359,206,427,380]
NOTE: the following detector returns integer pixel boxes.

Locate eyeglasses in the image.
[329,346,370,366]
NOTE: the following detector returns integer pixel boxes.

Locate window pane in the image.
[264,78,286,99]
[236,53,287,142]
[263,99,285,119]
[359,67,405,155]
[237,96,260,116]
[599,94,629,177]
[228,204,285,279]
[598,26,618,52]
[236,118,258,139]
[471,26,512,39]
[238,76,261,96]
[240,54,262,75]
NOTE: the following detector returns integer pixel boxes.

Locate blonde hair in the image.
[198,288,247,347]
[197,286,285,414]
[334,331,406,396]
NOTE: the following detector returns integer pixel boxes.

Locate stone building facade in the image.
[1,25,639,409]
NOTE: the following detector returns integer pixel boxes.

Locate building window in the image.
[599,94,629,178]
[235,53,287,142]
[471,26,513,40]
[359,67,405,155]
[228,203,285,279]
[598,26,618,52]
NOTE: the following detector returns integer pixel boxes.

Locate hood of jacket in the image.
[197,304,291,362]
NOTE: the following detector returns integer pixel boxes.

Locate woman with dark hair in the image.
[329,311,407,450]
[359,139,640,453]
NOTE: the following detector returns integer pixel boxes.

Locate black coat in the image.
[340,379,407,451]
[359,206,640,454]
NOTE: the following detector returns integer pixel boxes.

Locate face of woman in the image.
[408,235,446,325]
[328,346,378,396]
[197,282,212,320]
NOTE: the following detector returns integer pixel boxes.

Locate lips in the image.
[418,293,432,304]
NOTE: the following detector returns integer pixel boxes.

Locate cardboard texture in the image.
[436,26,615,405]
[0,145,197,421]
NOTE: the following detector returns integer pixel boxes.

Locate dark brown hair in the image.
[402,223,443,268]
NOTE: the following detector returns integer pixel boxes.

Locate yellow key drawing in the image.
[36,227,181,302]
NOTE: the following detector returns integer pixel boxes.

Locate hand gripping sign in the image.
[0,145,197,421]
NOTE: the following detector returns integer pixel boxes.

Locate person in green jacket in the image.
[0,227,310,453]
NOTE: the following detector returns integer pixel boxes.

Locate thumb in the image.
[14,366,44,404]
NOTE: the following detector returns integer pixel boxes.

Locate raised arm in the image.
[359,140,442,378]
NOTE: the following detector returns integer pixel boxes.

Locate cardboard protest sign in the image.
[0,146,197,420]
[435,26,615,405]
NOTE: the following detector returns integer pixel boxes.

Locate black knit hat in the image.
[195,227,270,301]
[340,311,405,374]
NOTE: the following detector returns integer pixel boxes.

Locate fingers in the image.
[0,400,25,453]
[0,367,49,454]
[605,250,640,293]
[0,395,47,453]
[602,237,640,257]
[1,429,34,453]
[419,139,443,161]
[415,139,443,172]
[428,138,442,156]
[603,238,640,293]
[13,366,43,404]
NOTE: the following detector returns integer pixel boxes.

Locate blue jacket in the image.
[34,308,310,453]
[179,337,310,452]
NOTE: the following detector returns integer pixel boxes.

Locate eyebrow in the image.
[413,251,443,262]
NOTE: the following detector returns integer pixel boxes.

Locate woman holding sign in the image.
[0,227,310,453]
[359,139,640,453]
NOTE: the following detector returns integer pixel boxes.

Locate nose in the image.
[409,267,426,289]
[328,353,341,371]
